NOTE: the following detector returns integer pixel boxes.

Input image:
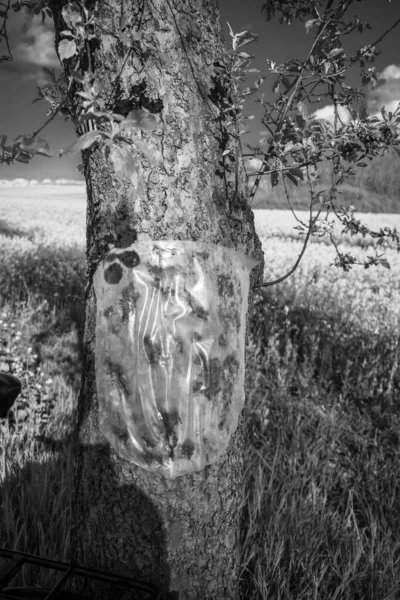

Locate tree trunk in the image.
[51,0,264,598]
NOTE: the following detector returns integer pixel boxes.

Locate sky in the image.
[0,0,399,182]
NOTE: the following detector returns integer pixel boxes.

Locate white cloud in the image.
[379,65,400,81]
[311,104,353,125]
[307,64,400,125]
[16,20,58,70]
[0,179,84,187]
[368,64,400,115]
[1,10,59,82]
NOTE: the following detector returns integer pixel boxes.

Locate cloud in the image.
[1,10,59,82]
[311,104,353,125]
[0,179,85,187]
[307,64,400,125]
[368,64,400,114]
[379,65,400,81]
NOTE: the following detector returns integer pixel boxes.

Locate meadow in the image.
[0,185,400,599]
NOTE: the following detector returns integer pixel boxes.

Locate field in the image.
[0,186,400,599]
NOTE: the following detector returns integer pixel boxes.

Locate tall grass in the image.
[0,188,400,598]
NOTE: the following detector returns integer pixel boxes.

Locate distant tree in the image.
[1,1,399,598]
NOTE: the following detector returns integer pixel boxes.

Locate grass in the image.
[1,186,400,599]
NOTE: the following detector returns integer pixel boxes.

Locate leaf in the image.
[60,130,103,156]
[297,101,308,120]
[125,108,158,131]
[93,78,106,96]
[61,1,83,30]
[58,39,77,61]
[76,91,92,101]
[15,151,32,164]
[17,135,52,157]
[70,69,84,83]
[131,137,163,166]
[284,171,298,186]
[290,167,304,180]
[270,171,279,187]
[226,23,258,51]
[295,114,307,130]
[42,67,56,82]
[110,146,139,186]
[379,258,390,269]
[305,19,318,33]
[327,48,344,59]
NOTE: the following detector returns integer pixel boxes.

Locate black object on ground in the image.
[0,547,163,599]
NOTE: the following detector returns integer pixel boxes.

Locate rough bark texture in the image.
[51,0,264,598]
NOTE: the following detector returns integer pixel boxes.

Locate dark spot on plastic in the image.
[120,249,140,268]
[181,438,195,459]
[223,353,240,375]
[152,277,161,291]
[217,273,234,298]
[148,264,163,278]
[143,335,162,364]
[104,305,115,318]
[141,433,158,450]
[217,418,226,431]
[175,337,184,353]
[111,361,131,398]
[104,262,123,284]
[192,379,203,394]
[119,284,140,322]
[185,291,209,320]
[119,296,131,323]
[161,408,181,437]
[111,423,129,444]
[196,251,210,262]
[204,357,221,399]
[159,409,180,457]
[109,320,121,335]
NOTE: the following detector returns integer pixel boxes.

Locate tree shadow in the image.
[0,440,172,600]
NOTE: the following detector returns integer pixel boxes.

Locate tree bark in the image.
[51,0,264,598]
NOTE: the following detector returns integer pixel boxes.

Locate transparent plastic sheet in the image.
[93,240,260,478]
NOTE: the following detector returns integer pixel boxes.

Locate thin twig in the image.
[282,174,308,228]
[32,108,60,137]
[249,17,332,203]
[258,150,324,288]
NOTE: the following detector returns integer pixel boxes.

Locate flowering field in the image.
[0,189,400,598]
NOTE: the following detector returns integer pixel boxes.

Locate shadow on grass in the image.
[0,442,169,600]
